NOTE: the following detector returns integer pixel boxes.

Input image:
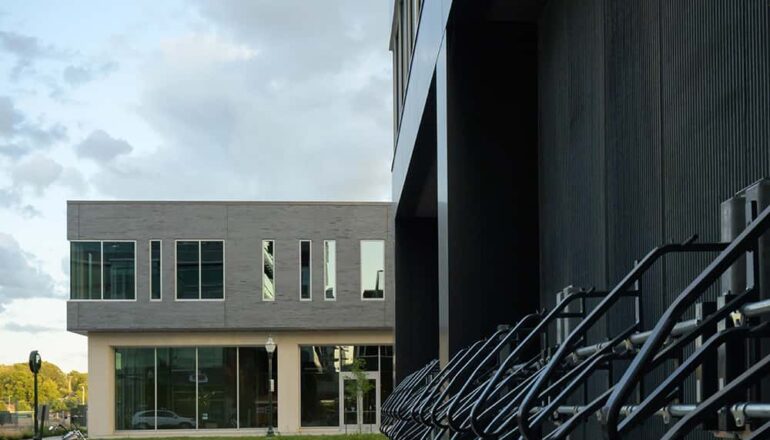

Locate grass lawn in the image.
[103,436,386,440]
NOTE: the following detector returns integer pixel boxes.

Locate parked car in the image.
[132,410,195,429]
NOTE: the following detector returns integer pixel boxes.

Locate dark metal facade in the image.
[390,0,770,437]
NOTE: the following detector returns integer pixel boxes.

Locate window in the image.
[323,240,336,300]
[150,240,161,300]
[156,348,196,429]
[262,240,275,301]
[300,346,339,427]
[175,240,224,300]
[360,240,385,300]
[70,241,135,300]
[115,348,155,430]
[299,240,311,300]
[116,346,277,431]
[197,347,237,428]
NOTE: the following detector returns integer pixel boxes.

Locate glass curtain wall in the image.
[300,345,394,428]
[116,347,276,431]
[115,348,155,430]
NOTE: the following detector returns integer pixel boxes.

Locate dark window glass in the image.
[70,241,101,299]
[239,347,278,428]
[361,240,385,299]
[262,240,275,300]
[197,347,237,428]
[300,241,311,300]
[150,241,161,300]
[300,346,339,427]
[156,348,197,429]
[201,241,224,299]
[103,241,135,300]
[176,242,199,299]
[380,345,394,403]
[115,348,155,430]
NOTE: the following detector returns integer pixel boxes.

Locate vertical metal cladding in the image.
[539,0,770,437]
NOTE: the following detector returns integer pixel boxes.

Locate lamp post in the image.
[265,336,276,437]
[28,351,42,440]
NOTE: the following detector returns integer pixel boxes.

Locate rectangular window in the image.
[299,240,311,300]
[70,241,135,300]
[70,241,102,300]
[116,346,278,431]
[150,240,161,301]
[201,241,224,299]
[239,347,278,428]
[103,242,136,300]
[156,348,197,429]
[197,347,237,428]
[176,240,224,300]
[361,240,385,300]
[262,240,275,301]
[300,346,339,427]
[115,348,155,430]
[323,240,336,300]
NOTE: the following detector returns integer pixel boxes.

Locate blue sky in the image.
[0,0,393,372]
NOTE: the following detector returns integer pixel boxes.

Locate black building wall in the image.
[538,0,770,437]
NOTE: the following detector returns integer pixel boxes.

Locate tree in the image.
[344,358,375,434]
[0,361,87,412]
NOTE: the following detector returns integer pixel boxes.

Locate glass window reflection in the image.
[70,241,101,300]
[300,241,311,300]
[324,240,336,300]
[262,240,275,300]
[360,240,385,299]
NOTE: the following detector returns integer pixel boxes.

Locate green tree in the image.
[0,361,87,412]
[344,358,375,434]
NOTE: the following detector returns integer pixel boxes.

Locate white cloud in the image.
[11,154,64,193]
[74,129,133,162]
[0,233,60,310]
[159,33,258,64]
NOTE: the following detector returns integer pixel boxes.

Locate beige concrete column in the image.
[87,335,114,438]
[275,336,299,434]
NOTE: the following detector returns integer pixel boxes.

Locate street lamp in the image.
[28,351,42,440]
[265,336,276,437]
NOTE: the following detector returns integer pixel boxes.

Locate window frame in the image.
[323,240,336,301]
[174,239,226,302]
[69,239,137,302]
[262,239,276,301]
[360,239,386,301]
[298,239,312,301]
[149,239,162,302]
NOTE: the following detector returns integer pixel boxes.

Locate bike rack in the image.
[381,178,770,440]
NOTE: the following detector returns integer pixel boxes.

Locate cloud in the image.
[0,96,68,159]
[0,233,59,310]
[62,61,118,87]
[2,322,58,333]
[11,154,63,193]
[74,129,133,162]
[0,31,61,80]
[91,2,392,201]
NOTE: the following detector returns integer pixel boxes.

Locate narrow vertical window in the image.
[262,240,275,301]
[299,240,311,301]
[150,240,161,300]
[361,240,385,300]
[323,240,336,300]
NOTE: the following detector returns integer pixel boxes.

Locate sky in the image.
[0,0,393,372]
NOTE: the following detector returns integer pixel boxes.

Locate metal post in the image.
[267,350,274,437]
[33,371,38,440]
